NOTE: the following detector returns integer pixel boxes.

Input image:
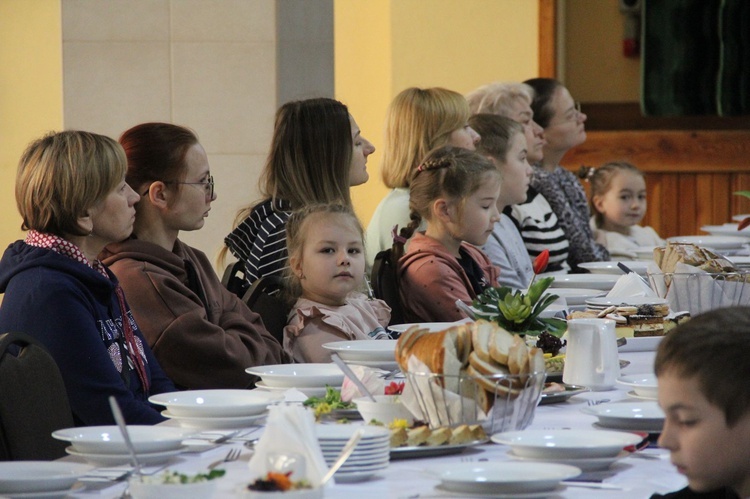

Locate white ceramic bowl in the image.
[548,274,620,291]
[435,462,580,495]
[0,461,92,494]
[386,322,454,333]
[617,374,658,399]
[245,364,344,388]
[149,389,282,417]
[353,395,415,425]
[160,410,267,430]
[240,487,324,499]
[321,340,397,362]
[52,425,191,454]
[65,447,184,466]
[491,429,643,459]
[129,478,217,499]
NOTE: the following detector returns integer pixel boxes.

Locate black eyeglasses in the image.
[142,175,214,199]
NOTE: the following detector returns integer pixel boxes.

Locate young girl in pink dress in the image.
[283,204,391,363]
[398,146,502,323]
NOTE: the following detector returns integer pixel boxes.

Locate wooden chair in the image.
[0,332,74,461]
[242,275,290,345]
[221,260,249,298]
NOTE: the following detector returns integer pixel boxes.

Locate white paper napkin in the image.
[248,404,330,486]
[606,272,658,299]
[340,365,388,402]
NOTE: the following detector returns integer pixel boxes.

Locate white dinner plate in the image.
[332,466,387,483]
[617,374,658,398]
[507,449,630,471]
[245,363,344,388]
[633,246,659,261]
[321,340,397,362]
[491,429,642,459]
[667,235,750,250]
[433,485,565,498]
[586,296,668,308]
[627,390,658,401]
[253,381,329,398]
[549,274,620,291]
[64,446,183,466]
[390,439,488,459]
[582,401,665,432]
[578,261,650,276]
[549,288,605,306]
[387,322,455,333]
[315,423,391,442]
[728,256,750,268]
[434,462,580,495]
[3,484,86,499]
[341,359,399,370]
[701,224,750,238]
[618,335,664,352]
[0,462,92,494]
[161,410,267,429]
[52,425,191,454]
[149,389,282,417]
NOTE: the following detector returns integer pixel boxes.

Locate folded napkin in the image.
[606,272,658,299]
[248,404,330,486]
[340,365,387,402]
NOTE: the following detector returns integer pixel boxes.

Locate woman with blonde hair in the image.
[365,87,480,266]
[224,98,375,291]
[0,131,175,425]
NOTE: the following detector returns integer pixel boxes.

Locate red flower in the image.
[384,381,404,395]
[532,249,550,275]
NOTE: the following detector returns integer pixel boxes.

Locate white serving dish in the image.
[387,322,455,333]
[253,382,329,398]
[578,261,650,276]
[491,429,642,459]
[241,487,323,499]
[0,461,92,494]
[549,274,620,291]
[315,423,391,442]
[617,373,658,399]
[582,401,665,432]
[701,224,750,238]
[353,395,415,425]
[549,288,605,306]
[161,410,267,430]
[129,478,217,499]
[507,449,630,471]
[52,425,191,454]
[434,462,580,495]
[667,235,750,250]
[149,389,282,418]
[586,296,668,308]
[64,446,183,466]
[245,363,344,388]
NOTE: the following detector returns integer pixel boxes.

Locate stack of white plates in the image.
[701,223,750,238]
[315,424,390,483]
[0,461,92,498]
[667,235,750,251]
[492,429,642,471]
[578,261,650,276]
[149,389,282,429]
[548,274,620,291]
[52,425,191,466]
[321,340,398,370]
[247,363,344,398]
[581,401,665,433]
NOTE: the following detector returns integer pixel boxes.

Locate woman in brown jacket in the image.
[101,122,290,390]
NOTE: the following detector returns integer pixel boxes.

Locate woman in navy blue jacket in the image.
[0,131,175,425]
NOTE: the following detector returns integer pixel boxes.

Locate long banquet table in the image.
[64,350,688,498]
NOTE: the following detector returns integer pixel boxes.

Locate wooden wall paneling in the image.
[677,174,697,236]
[706,173,731,231]
[538,0,556,78]
[658,174,681,238]
[643,172,661,232]
[731,174,750,216]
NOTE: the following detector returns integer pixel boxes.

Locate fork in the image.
[208,447,242,470]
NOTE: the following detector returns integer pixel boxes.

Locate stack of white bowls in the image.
[247,363,345,397]
[149,389,283,429]
[315,424,390,483]
[52,425,191,466]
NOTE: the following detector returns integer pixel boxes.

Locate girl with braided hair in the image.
[397,146,501,323]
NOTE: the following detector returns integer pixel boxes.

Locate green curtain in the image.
[642,0,749,116]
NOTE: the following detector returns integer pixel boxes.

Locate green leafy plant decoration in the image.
[471,276,566,337]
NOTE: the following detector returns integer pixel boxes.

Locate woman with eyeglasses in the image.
[101,122,289,390]
[524,78,609,270]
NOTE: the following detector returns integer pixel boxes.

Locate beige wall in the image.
[337,0,540,226]
[0,0,63,245]
[563,0,640,102]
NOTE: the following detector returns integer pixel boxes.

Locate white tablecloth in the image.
[65,351,688,499]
